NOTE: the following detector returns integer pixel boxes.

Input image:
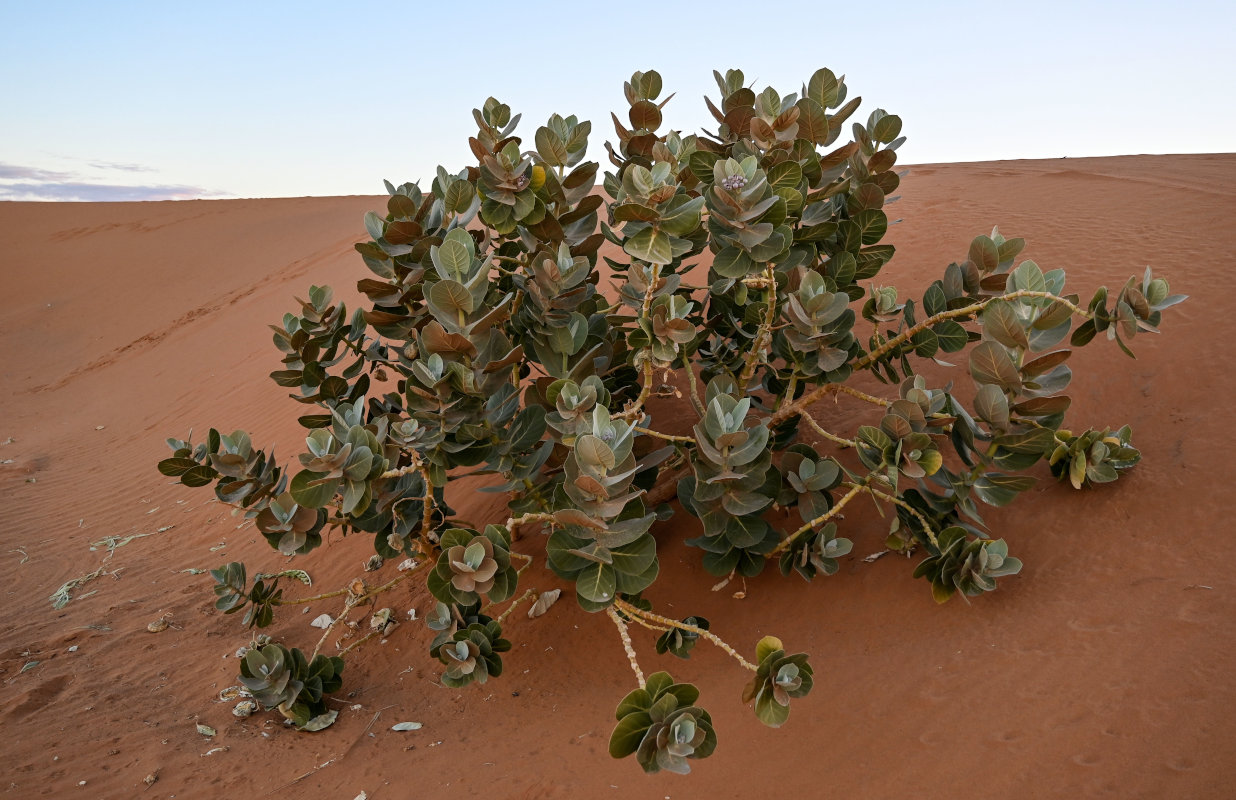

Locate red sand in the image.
[1,154,1233,799]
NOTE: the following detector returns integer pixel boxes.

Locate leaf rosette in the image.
[742,636,814,727]
[609,672,717,775]
[428,526,518,607]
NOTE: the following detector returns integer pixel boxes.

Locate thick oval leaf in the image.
[624,227,672,265]
[982,299,1029,349]
[575,562,617,605]
[968,235,999,273]
[973,384,1010,428]
[609,711,652,758]
[575,434,616,470]
[534,127,569,167]
[291,470,340,509]
[969,341,1022,391]
[933,320,968,352]
[429,280,474,315]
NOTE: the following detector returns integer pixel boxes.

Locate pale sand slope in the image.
[0,154,1233,799]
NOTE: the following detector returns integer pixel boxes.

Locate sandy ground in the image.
[1,154,1233,799]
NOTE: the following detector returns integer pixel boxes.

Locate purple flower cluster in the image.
[721,174,748,191]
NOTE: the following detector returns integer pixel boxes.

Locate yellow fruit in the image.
[530,165,546,191]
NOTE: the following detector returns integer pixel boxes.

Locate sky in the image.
[1,0,1232,201]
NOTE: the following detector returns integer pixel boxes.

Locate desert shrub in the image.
[159,67,1183,771]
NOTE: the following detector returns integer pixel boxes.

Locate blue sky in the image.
[1,0,1232,201]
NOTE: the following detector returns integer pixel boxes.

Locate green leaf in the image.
[429,280,474,315]
[872,113,902,144]
[767,161,803,192]
[806,68,840,108]
[969,342,1022,391]
[852,209,887,245]
[624,227,672,265]
[291,471,340,509]
[974,384,1009,427]
[982,299,1029,349]
[575,562,616,605]
[434,239,472,278]
[180,464,217,488]
[609,711,652,758]
[608,535,658,578]
[755,636,783,665]
[575,434,616,469]
[933,320,968,352]
[535,127,569,167]
[753,687,791,727]
[713,247,754,278]
[158,457,200,477]
[968,235,999,273]
[443,181,474,214]
[1010,260,1046,294]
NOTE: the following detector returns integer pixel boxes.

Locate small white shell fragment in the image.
[196,724,216,737]
[310,613,333,629]
[396,558,419,571]
[390,722,422,731]
[354,793,369,800]
[67,645,78,652]
[406,608,417,620]
[232,700,257,718]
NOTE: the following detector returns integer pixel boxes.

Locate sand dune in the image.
[1,154,1233,798]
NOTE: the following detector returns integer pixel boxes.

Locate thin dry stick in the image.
[833,384,892,407]
[770,289,1090,428]
[607,605,645,688]
[770,383,888,428]
[495,588,537,624]
[508,551,535,576]
[738,265,777,386]
[504,512,556,531]
[614,598,757,673]
[622,611,672,634]
[615,358,655,421]
[799,408,855,448]
[419,466,435,534]
[634,426,694,444]
[768,475,876,558]
[685,363,708,417]
[615,270,663,422]
[861,483,938,548]
[277,587,351,606]
[640,264,661,320]
[311,599,358,660]
[337,628,380,657]
[309,568,421,658]
[857,289,1089,371]
[378,463,419,480]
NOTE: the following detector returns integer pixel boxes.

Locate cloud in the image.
[0,181,226,202]
[87,160,156,173]
[0,160,225,202]
[0,163,77,182]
